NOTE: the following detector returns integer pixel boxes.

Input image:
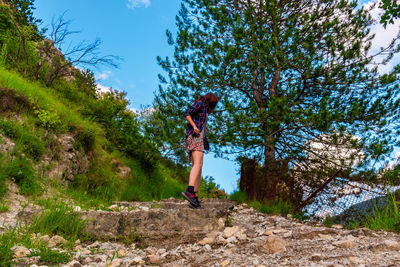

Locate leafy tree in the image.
[156,0,400,201]
[380,0,400,27]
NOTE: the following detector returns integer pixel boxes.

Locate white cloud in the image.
[363,0,400,73]
[127,0,150,9]
[96,84,111,94]
[95,70,113,81]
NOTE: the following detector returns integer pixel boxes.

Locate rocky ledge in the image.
[4,197,400,266]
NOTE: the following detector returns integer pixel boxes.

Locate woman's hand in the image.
[193,127,201,135]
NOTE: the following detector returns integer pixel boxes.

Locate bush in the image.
[0,119,44,161]
[0,157,41,195]
[229,190,248,204]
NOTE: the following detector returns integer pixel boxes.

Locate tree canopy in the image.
[154,0,400,200]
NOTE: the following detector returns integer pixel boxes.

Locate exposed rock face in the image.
[44,134,90,183]
[0,133,15,155]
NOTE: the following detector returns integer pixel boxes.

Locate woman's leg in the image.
[188,150,204,193]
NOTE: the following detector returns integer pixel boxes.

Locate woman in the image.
[182,93,219,208]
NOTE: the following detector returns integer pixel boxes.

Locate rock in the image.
[37,234,50,243]
[372,239,400,252]
[118,249,127,257]
[204,244,212,251]
[333,238,355,248]
[264,236,287,254]
[109,259,122,267]
[383,240,400,250]
[332,224,344,229]
[218,218,225,229]
[348,257,364,265]
[147,254,162,265]
[263,230,273,236]
[48,235,68,247]
[108,204,119,211]
[199,236,215,245]
[67,260,82,267]
[73,206,81,212]
[237,232,247,241]
[131,256,145,265]
[216,235,227,245]
[221,259,230,266]
[226,236,238,243]
[223,226,240,238]
[310,253,324,261]
[12,246,30,258]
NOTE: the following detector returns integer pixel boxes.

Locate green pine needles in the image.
[156,0,400,202]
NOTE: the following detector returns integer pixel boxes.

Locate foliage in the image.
[361,193,400,232]
[0,200,10,212]
[0,155,41,195]
[30,201,87,241]
[0,118,44,161]
[229,190,248,204]
[198,176,228,199]
[156,0,400,202]
[380,0,400,27]
[249,198,293,216]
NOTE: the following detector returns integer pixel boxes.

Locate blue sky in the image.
[32,0,400,194]
[33,0,240,193]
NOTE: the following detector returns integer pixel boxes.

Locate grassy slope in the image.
[0,67,188,207]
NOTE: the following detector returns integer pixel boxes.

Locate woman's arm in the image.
[185,115,200,135]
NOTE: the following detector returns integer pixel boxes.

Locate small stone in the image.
[109,259,122,267]
[311,253,324,261]
[204,244,211,251]
[226,236,238,243]
[223,226,240,238]
[199,237,215,245]
[332,224,344,229]
[108,204,119,211]
[237,233,247,241]
[68,260,82,267]
[283,231,292,238]
[131,256,145,265]
[383,240,400,250]
[37,234,50,243]
[74,239,81,245]
[333,238,355,248]
[140,206,150,211]
[12,246,30,258]
[145,246,157,255]
[81,249,91,255]
[148,254,162,264]
[318,234,333,240]
[221,260,230,266]
[118,249,127,257]
[348,257,363,265]
[73,206,81,212]
[286,214,293,218]
[264,236,287,254]
[216,235,227,245]
[218,218,225,229]
[263,230,273,236]
[48,235,68,247]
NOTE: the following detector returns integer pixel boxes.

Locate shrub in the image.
[1,157,41,195]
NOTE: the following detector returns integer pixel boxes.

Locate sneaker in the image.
[182,189,199,208]
[194,196,202,208]
[188,197,202,209]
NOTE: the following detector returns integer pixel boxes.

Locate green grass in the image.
[0,225,73,266]
[0,200,10,212]
[362,193,400,232]
[229,190,248,204]
[29,201,88,242]
[0,156,41,196]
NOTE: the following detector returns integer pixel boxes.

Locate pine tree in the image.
[156,0,400,201]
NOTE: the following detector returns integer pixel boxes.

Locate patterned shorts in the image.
[186,134,205,153]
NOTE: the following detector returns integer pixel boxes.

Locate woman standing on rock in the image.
[182,93,219,208]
